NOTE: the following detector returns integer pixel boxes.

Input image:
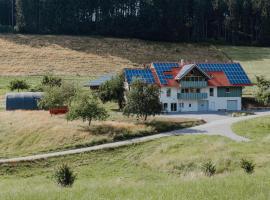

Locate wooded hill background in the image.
[0,0,270,45]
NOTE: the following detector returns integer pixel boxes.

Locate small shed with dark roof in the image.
[84,74,115,90]
[5,92,43,111]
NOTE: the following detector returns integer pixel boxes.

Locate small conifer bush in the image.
[241,159,255,174]
[202,161,216,177]
[54,163,76,187]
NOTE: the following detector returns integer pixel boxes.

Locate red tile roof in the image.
[207,71,233,86]
[125,62,252,87]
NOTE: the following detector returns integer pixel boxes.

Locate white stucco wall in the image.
[202,87,242,111]
[125,82,242,112]
[160,86,242,112]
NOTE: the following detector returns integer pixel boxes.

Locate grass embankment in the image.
[0,116,269,199]
[0,110,202,158]
[232,115,270,140]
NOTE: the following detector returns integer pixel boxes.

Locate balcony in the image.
[180,81,208,88]
[177,93,208,100]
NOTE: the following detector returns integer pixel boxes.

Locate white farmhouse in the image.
[124,62,252,113]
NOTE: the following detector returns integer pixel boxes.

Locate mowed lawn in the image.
[0,109,202,158]
[0,116,269,200]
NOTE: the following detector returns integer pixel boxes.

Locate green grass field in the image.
[0,34,270,199]
[0,116,269,200]
[0,108,202,158]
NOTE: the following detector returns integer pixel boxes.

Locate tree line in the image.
[0,0,270,45]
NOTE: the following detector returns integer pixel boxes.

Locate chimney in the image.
[180,59,185,66]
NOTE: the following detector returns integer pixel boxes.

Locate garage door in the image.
[227,100,238,111]
[198,100,209,111]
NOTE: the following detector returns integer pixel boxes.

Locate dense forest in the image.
[0,0,270,45]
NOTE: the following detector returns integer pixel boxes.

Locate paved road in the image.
[164,111,231,123]
[0,111,269,164]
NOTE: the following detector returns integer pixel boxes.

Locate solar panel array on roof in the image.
[125,69,155,84]
[153,63,179,85]
[176,64,195,79]
[197,63,251,85]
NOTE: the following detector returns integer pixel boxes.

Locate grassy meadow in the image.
[0,34,270,199]
[0,34,227,76]
[0,116,269,199]
[0,109,203,158]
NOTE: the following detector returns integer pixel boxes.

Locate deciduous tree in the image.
[123,80,162,121]
[256,76,270,105]
[38,82,77,109]
[98,73,125,110]
[9,79,30,92]
[67,92,108,126]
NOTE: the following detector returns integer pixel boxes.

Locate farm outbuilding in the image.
[84,74,115,90]
[6,92,43,111]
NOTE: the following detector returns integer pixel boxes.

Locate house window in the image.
[196,88,201,93]
[189,104,192,108]
[166,89,171,97]
[171,103,177,112]
[163,103,168,111]
[226,88,230,93]
[210,88,214,96]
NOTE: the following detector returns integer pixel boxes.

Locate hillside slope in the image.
[0,116,270,199]
[0,34,227,76]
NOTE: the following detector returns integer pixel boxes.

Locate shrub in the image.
[42,75,62,87]
[202,161,216,177]
[9,79,30,92]
[241,159,255,174]
[38,82,77,109]
[54,163,76,187]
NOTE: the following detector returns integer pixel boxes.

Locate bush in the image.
[202,161,216,177]
[42,75,62,87]
[241,159,255,174]
[9,79,30,92]
[38,82,77,109]
[54,163,76,187]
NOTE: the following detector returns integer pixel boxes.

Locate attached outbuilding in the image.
[5,92,43,111]
[84,74,115,90]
